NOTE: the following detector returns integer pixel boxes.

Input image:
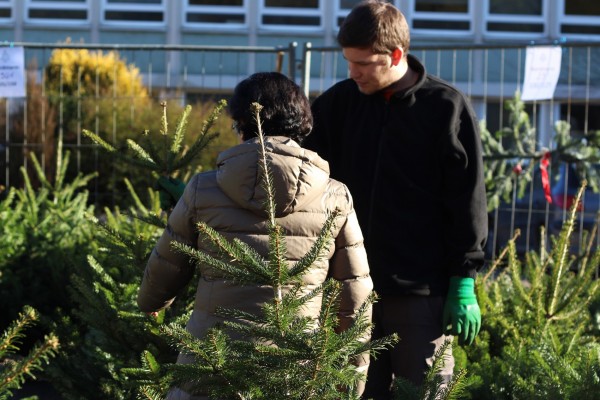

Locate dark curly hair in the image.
[229,72,313,144]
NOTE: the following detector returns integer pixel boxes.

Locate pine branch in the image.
[0,307,59,396]
[129,211,167,230]
[508,242,535,311]
[0,306,38,357]
[195,222,270,282]
[135,386,164,400]
[0,334,59,393]
[169,105,191,168]
[171,240,265,285]
[126,139,160,170]
[546,182,585,316]
[173,100,226,171]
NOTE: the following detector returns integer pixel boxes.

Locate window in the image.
[409,0,473,35]
[102,0,165,26]
[560,103,600,138]
[260,0,322,30]
[485,0,547,38]
[183,0,246,28]
[25,0,89,24]
[335,0,362,28]
[560,0,600,36]
[0,0,12,20]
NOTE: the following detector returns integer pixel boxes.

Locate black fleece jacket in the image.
[304,55,488,297]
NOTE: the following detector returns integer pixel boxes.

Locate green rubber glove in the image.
[443,276,481,346]
[155,176,186,210]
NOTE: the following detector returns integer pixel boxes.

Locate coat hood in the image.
[216,136,330,217]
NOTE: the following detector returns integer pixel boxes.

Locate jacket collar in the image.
[386,54,426,106]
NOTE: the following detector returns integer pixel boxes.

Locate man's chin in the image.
[356,85,375,95]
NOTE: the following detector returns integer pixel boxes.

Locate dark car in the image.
[549,163,600,258]
[487,162,600,261]
[486,166,552,259]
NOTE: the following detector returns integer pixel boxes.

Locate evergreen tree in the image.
[460,182,600,399]
[0,137,97,335]
[83,99,226,184]
[127,103,397,399]
[41,101,227,399]
[45,188,176,400]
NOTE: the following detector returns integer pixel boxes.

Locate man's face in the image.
[342,47,397,95]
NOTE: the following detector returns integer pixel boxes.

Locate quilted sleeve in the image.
[328,197,373,388]
[137,176,199,313]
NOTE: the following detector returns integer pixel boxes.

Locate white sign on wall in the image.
[521,46,562,101]
[0,46,26,98]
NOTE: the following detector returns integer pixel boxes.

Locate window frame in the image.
[558,1,600,39]
[334,0,361,30]
[24,0,90,25]
[100,0,166,27]
[258,0,323,32]
[483,0,548,39]
[408,0,474,37]
[182,0,248,31]
[0,0,13,22]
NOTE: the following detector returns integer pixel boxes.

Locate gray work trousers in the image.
[362,295,454,400]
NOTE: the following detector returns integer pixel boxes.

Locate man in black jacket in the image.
[303,1,488,398]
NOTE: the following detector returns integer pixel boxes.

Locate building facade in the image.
[1,0,599,139]
[2,1,599,45]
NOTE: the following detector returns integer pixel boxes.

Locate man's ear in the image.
[391,48,402,66]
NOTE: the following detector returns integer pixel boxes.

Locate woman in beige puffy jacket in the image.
[137,72,373,399]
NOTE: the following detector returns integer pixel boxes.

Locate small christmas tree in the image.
[83,100,226,181]
[128,103,397,399]
[41,102,224,399]
[461,182,600,399]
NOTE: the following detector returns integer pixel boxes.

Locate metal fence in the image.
[2,40,600,267]
[1,41,297,206]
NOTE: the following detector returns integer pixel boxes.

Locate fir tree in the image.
[46,181,192,400]
[83,100,226,181]
[128,103,397,400]
[460,181,600,399]
[0,135,97,339]
[38,101,225,399]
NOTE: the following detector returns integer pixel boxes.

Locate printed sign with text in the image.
[0,46,26,98]
[521,46,562,101]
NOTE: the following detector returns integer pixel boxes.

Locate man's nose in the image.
[348,63,360,79]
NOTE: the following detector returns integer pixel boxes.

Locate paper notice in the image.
[0,46,26,98]
[521,46,562,101]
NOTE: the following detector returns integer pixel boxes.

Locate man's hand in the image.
[443,276,481,345]
[155,176,186,210]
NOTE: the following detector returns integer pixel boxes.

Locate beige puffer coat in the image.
[138,136,372,398]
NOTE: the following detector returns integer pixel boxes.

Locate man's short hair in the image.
[337,0,410,55]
